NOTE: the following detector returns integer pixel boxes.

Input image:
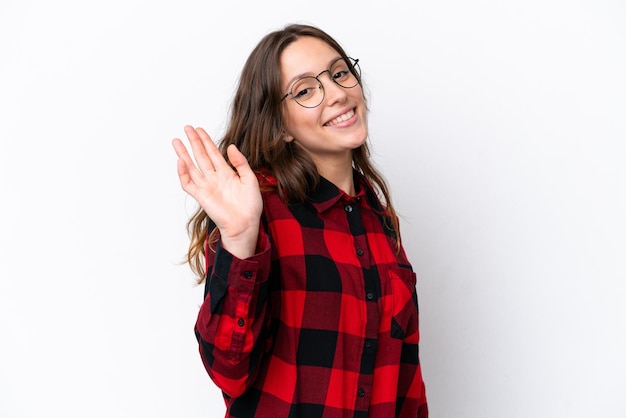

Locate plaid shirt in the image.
[195,172,428,417]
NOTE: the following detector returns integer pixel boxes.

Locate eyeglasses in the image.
[281,57,361,108]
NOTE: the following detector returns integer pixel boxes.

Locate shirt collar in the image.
[308,172,373,213]
[258,168,385,215]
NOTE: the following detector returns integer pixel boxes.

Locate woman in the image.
[172,24,428,418]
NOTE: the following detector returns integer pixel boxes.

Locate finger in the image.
[175,155,213,208]
[176,158,197,196]
[183,125,216,174]
[172,137,191,160]
[172,138,196,172]
[195,127,231,173]
[172,138,206,185]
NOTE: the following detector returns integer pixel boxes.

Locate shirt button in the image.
[237,318,245,327]
[344,205,353,213]
[243,271,253,279]
[356,248,364,256]
[366,292,374,301]
[358,388,366,397]
[365,341,372,348]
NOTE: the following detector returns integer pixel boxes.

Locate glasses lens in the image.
[330,58,360,88]
[291,77,323,107]
[286,58,361,108]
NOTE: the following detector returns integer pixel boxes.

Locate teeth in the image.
[327,109,354,126]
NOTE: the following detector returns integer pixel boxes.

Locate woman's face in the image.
[280,36,368,169]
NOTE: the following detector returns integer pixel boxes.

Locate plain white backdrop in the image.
[1,0,625,417]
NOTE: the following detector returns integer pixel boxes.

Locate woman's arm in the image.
[173,126,271,396]
[195,225,273,398]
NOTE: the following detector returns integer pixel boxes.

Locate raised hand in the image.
[172,126,262,259]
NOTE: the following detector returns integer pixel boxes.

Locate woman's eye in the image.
[294,88,312,99]
[333,70,349,80]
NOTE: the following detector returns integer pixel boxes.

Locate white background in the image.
[1,0,625,417]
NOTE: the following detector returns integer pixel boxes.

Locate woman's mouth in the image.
[325,109,355,127]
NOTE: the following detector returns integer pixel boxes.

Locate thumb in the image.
[226,144,254,178]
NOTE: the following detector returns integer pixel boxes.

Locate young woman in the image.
[172,24,428,418]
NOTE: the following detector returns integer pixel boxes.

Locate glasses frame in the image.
[281,57,361,108]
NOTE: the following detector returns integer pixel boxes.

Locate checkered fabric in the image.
[195,172,428,417]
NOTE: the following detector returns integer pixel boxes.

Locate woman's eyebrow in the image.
[284,56,342,89]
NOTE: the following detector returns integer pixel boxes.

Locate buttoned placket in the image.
[343,196,379,410]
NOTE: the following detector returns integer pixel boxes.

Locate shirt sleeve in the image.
[194,227,272,398]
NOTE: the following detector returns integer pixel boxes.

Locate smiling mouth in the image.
[325,109,355,126]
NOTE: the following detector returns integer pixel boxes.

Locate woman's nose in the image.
[318,73,347,104]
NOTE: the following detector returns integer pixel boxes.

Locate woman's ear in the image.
[282,131,294,143]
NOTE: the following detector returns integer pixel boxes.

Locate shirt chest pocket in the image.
[387,265,418,340]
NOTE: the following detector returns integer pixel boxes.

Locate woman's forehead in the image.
[280,37,341,85]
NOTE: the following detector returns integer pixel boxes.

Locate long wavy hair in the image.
[185,24,400,282]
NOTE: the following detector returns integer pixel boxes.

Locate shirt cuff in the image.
[212,228,271,289]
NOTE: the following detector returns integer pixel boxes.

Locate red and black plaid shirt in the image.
[195,172,428,417]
